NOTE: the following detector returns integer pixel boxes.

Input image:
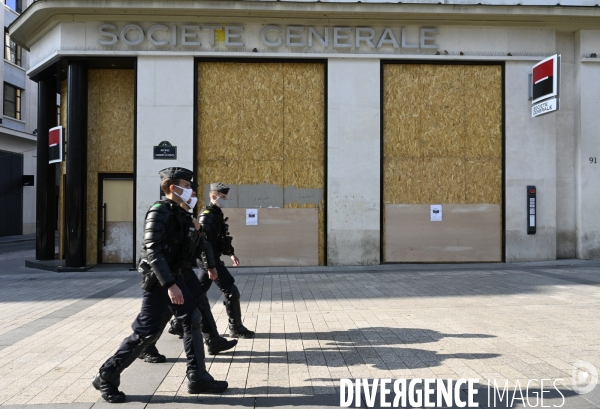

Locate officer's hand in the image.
[231,255,240,267]
[168,284,184,305]
[208,267,218,280]
[193,219,201,231]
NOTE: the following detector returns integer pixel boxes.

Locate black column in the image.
[65,62,88,267]
[35,73,58,260]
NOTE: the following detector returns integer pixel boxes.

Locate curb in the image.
[0,237,36,244]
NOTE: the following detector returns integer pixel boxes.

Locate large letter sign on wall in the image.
[48,126,63,164]
[531,54,560,118]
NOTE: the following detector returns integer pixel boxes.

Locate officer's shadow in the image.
[213,327,498,371]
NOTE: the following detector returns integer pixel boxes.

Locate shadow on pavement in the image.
[211,327,498,371]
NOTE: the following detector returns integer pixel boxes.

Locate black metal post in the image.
[65,62,88,267]
[35,73,58,260]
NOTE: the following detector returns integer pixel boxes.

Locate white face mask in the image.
[186,196,198,212]
[215,197,227,208]
[174,186,193,203]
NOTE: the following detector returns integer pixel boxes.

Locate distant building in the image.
[0,0,38,236]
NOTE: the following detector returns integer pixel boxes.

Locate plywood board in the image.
[88,69,135,173]
[86,69,134,265]
[198,62,325,265]
[383,63,503,206]
[385,204,502,262]
[222,208,318,266]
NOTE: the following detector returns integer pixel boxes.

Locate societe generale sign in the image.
[531,54,560,118]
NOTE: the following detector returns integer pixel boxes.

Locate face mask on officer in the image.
[215,196,227,208]
[173,185,193,203]
[186,196,198,212]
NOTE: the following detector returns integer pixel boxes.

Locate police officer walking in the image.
[92,168,227,403]
[140,190,238,362]
[198,182,255,339]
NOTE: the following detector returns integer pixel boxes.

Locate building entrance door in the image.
[100,176,133,263]
[0,150,23,236]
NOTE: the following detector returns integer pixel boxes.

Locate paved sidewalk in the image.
[0,254,600,408]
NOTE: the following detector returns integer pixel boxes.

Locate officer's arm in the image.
[144,204,176,288]
[198,210,213,233]
[199,235,216,269]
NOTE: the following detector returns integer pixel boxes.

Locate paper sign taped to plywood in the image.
[430,205,442,221]
[246,209,258,225]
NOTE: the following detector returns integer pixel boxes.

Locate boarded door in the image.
[197,62,325,266]
[383,64,503,262]
[101,178,133,263]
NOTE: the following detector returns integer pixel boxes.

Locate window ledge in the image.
[3,116,26,124]
[4,59,25,71]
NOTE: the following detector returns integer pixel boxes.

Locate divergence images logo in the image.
[572,361,598,395]
[532,56,557,103]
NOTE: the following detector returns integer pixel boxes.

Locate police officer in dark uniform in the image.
[197,182,255,339]
[139,190,238,362]
[92,168,227,403]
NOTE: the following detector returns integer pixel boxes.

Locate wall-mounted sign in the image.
[430,204,442,222]
[97,23,439,53]
[48,126,63,164]
[531,54,560,118]
[22,175,34,186]
[246,209,258,225]
[153,141,177,160]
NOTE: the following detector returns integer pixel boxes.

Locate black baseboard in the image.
[25,259,94,272]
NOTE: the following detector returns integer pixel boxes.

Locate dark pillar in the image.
[35,73,58,260]
[65,62,88,267]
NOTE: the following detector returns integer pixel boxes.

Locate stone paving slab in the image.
[0,259,600,408]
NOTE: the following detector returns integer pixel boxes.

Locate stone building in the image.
[9,0,600,266]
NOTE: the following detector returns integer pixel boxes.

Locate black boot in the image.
[92,373,126,403]
[224,287,255,339]
[196,291,238,354]
[187,370,228,394]
[168,317,183,338]
[228,319,255,339]
[204,334,237,355]
[137,345,166,363]
[95,331,161,402]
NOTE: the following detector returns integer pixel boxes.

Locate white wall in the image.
[505,60,557,262]
[327,58,381,265]
[136,56,195,255]
[556,32,577,258]
[575,30,600,259]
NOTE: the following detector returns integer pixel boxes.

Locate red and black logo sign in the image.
[532,55,558,103]
[49,126,63,164]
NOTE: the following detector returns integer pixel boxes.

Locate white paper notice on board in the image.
[246,209,258,225]
[430,205,442,221]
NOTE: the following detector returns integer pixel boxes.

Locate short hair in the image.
[161,178,180,195]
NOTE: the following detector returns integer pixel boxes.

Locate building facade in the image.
[0,0,38,236]
[9,0,600,266]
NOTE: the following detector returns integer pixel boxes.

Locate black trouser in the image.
[198,259,234,294]
[145,268,217,348]
[100,273,204,375]
[199,259,247,331]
